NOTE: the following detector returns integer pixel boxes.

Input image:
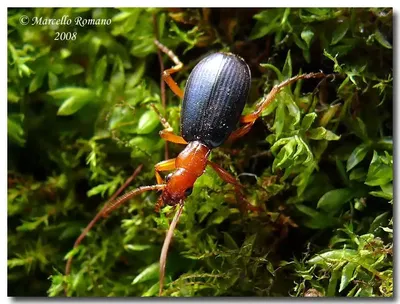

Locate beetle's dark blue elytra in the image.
[180,52,251,148]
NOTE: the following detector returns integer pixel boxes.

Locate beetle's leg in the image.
[241,72,327,124]
[154,39,184,99]
[227,122,255,142]
[160,131,188,145]
[154,158,176,184]
[154,158,177,211]
[159,201,184,296]
[229,72,327,141]
[150,104,188,145]
[207,161,262,212]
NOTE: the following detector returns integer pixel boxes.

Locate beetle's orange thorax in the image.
[161,141,210,205]
[176,141,210,175]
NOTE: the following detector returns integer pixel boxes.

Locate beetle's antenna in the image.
[64,169,167,295]
[65,165,144,279]
[159,201,185,296]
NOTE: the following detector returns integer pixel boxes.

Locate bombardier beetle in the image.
[65,39,329,296]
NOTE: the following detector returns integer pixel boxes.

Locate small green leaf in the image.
[365,151,393,186]
[223,232,239,249]
[346,144,369,171]
[292,166,315,197]
[327,266,341,296]
[323,49,342,73]
[356,286,374,297]
[142,282,159,297]
[158,12,166,37]
[350,117,368,141]
[132,262,159,285]
[381,226,393,234]
[110,57,126,91]
[47,273,65,297]
[308,249,358,265]
[249,10,282,40]
[304,8,331,17]
[87,182,111,197]
[131,38,156,58]
[8,114,25,146]
[295,204,338,229]
[64,246,82,261]
[48,72,58,90]
[304,214,338,229]
[8,87,20,103]
[129,136,164,158]
[7,258,29,269]
[207,207,230,225]
[271,137,291,154]
[273,138,296,169]
[16,215,49,232]
[339,262,357,292]
[301,113,317,131]
[319,104,340,127]
[371,183,394,200]
[317,188,354,212]
[260,63,283,82]
[329,235,348,247]
[125,244,152,251]
[369,212,389,234]
[273,99,286,138]
[282,50,292,79]
[331,20,349,45]
[307,127,340,141]
[136,109,159,134]
[301,28,314,48]
[349,168,366,181]
[292,32,307,50]
[369,190,392,200]
[94,55,108,85]
[57,97,85,116]
[373,29,392,49]
[29,69,46,93]
[48,87,96,116]
[240,234,256,257]
[71,270,83,291]
[292,135,306,160]
[64,64,84,77]
[112,11,134,22]
[285,97,300,126]
[126,60,146,89]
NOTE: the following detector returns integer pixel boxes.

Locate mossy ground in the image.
[8,8,392,297]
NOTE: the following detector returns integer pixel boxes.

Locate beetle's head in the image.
[160,169,196,206]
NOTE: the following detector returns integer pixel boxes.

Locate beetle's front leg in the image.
[207,161,262,213]
[150,104,188,145]
[154,39,184,99]
[229,72,327,141]
[154,158,176,184]
[154,158,176,211]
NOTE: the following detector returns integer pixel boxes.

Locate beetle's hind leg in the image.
[229,72,328,141]
[150,104,188,145]
[154,39,184,99]
[208,161,263,213]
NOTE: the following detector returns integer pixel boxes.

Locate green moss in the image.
[8,8,392,297]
